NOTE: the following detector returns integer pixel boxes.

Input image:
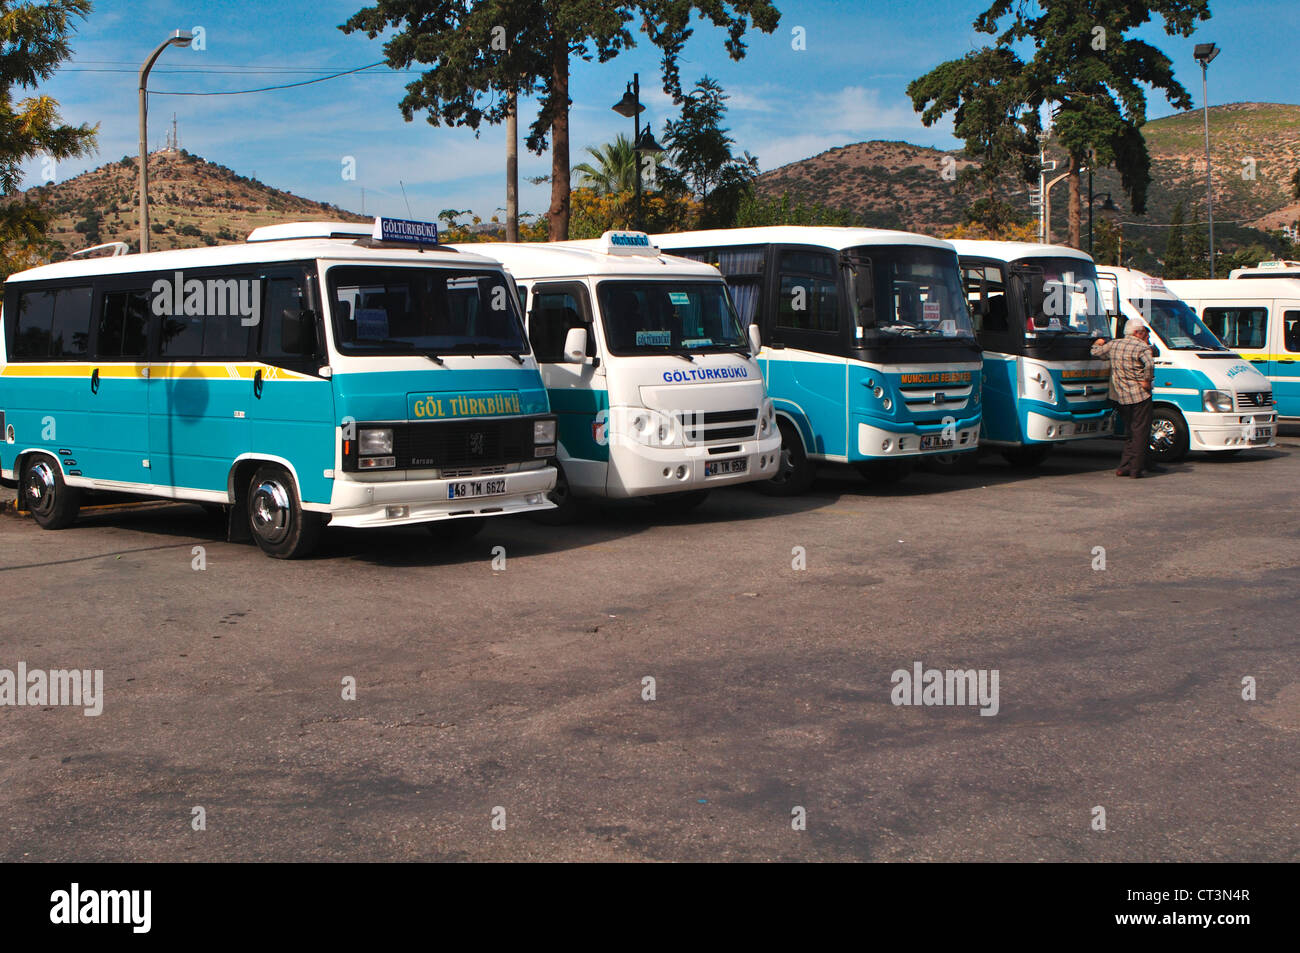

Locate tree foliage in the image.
[571,133,638,194]
[909,0,1210,248]
[659,76,757,228]
[1,0,97,277]
[1162,199,1188,277]
[340,0,779,240]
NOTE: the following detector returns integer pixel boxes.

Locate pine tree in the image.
[1,0,98,277]
[340,1,779,241]
[1164,200,1188,278]
[909,0,1209,249]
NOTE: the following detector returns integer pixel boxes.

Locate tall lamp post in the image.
[139,30,193,253]
[1194,42,1220,277]
[612,74,665,231]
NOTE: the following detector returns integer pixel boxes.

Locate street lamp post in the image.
[1194,42,1220,278]
[139,30,193,253]
[612,74,665,231]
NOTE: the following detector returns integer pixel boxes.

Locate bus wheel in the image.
[857,459,915,484]
[21,455,81,530]
[531,462,582,525]
[1001,445,1052,468]
[1148,408,1189,463]
[651,490,710,514]
[247,464,322,559]
[757,420,815,496]
[427,516,486,542]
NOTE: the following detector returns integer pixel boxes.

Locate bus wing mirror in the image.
[563,326,588,363]
[747,323,761,356]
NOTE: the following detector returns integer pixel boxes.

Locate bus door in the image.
[148,268,255,494]
[91,280,153,485]
[1271,302,1300,416]
[525,281,603,489]
[246,267,335,505]
[766,246,849,457]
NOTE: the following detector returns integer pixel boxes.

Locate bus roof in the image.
[1166,277,1300,298]
[4,222,505,284]
[948,239,1095,264]
[652,225,955,253]
[451,240,722,280]
[1094,265,1182,300]
[1229,260,1300,279]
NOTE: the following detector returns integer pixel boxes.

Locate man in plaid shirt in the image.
[1092,323,1156,477]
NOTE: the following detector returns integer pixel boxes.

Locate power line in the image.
[149,62,389,96]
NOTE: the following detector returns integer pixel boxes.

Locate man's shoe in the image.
[1116,469,1129,476]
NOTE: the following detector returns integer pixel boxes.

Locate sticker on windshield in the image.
[940,319,957,337]
[636,330,672,347]
[1170,335,1195,347]
[682,338,713,348]
[1048,317,1062,329]
[923,302,941,323]
[355,308,390,340]
[668,291,691,306]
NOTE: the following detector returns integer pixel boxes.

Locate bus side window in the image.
[1203,307,1267,350]
[98,290,151,359]
[528,289,593,362]
[963,265,1008,333]
[11,289,56,358]
[776,250,838,333]
[262,277,316,359]
[51,287,93,358]
[1284,310,1300,352]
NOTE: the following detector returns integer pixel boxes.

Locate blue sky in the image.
[21,0,1299,222]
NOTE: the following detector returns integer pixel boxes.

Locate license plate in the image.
[1076,421,1100,434]
[448,478,506,499]
[1252,427,1273,441]
[921,434,954,450]
[705,458,748,476]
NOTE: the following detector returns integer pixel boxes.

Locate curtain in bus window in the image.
[98,290,150,358]
[1203,307,1267,350]
[728,280,760,327]
[717,248,764,276]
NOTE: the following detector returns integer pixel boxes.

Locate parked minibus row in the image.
[0,218,1288,557]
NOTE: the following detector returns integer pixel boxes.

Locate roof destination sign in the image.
[373,216,440,246]
[600,230,658,256]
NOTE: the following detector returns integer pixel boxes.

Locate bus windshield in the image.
[597,280,747,355]
[848,245,975,339]
[1132,297,1227,350]
[1017,258,1111,337]
[327,265,528,356]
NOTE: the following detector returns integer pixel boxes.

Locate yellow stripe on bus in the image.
[0,362,316,381]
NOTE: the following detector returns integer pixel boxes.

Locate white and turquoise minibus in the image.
[1164,277,1298,423]
[653,227,983,491]
[0,219,557,557]
[454,232,781,518]
[1096,267,1276,461]
[949,240,1114,468]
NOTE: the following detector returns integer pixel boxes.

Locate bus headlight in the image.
[533,419,557,444]
[1203,390,1232,413]
[358,428,393,455]
[759,398,775,435]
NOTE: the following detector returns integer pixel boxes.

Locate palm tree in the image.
[571,135,638,195]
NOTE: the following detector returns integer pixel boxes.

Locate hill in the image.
[11,149,366,257]
[754,102,1300,261]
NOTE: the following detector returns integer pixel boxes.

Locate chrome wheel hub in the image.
[250,480,291,543]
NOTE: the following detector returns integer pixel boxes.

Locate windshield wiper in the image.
[668,349,698,362]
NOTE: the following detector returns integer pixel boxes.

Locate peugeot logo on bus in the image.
[469,432,486,456]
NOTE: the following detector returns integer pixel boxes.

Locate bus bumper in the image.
[323,466,557,528]
[855,413,981,459]
[1024,407,1115,443]
[1185,410,1277,452]
[605,432,782,498]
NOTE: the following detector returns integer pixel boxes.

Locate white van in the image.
[1096,266,1277,462]
[1164,277,1299,421]
[454,231,781,517]
[1229,260,1300,280]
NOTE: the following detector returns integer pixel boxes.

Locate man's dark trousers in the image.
[1118,398,1153,475]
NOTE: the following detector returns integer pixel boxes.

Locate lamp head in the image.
[1193,43,1219,65]
[634,129,665,155]
[612,85,642,118]
[170,29,194,47]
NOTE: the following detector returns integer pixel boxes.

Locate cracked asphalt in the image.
[1,432,1297,861]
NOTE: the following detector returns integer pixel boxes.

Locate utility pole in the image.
[506,89,519,242]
